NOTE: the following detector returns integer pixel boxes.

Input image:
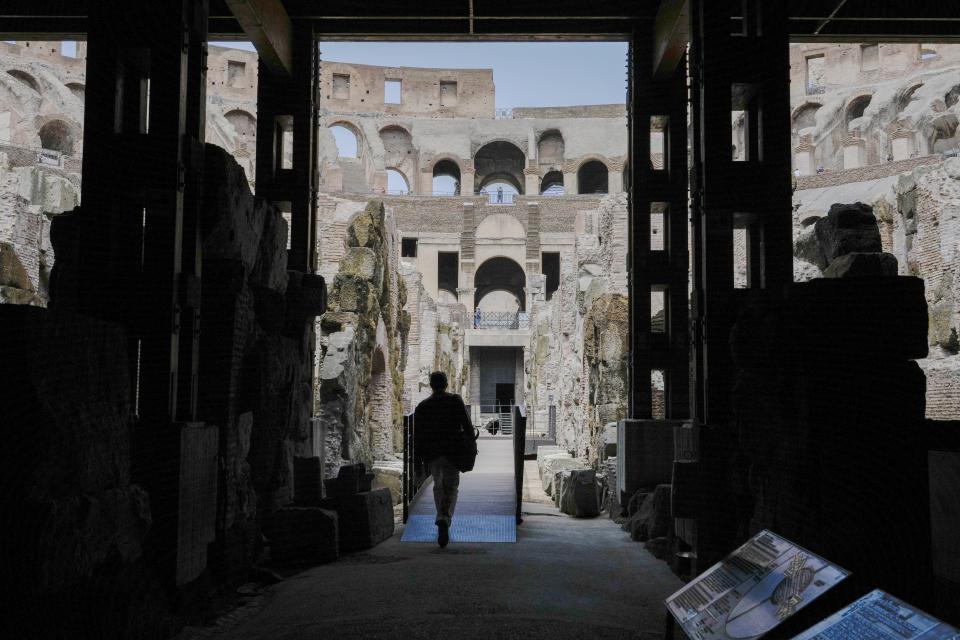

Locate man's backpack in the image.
[453,426,480,473]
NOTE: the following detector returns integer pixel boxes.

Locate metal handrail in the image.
[401,412,428,523]
[472,311,530,330]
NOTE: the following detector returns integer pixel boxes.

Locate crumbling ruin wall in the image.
[198,144,325,574]
[0,159,79,305]
[525,194,629,466]
[893,160,960,418]
[317,201,408,475]
[794,158,960,418]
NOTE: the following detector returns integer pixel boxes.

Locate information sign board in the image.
[665,530,850,640]
[792,589,960,640]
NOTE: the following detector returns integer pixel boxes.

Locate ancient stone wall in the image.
[794,158,960,418]
[524,194,629,466]
[317,202,408,474]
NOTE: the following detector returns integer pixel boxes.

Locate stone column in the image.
[843,136,866,169]
[563,162,577,196]
[524,163,540,196]
[461,159,475,196]
[794,135,815,175]
[891,128,916,161]
[420,167,432,195]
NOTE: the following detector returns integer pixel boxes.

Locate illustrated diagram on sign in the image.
[665,530,850,640]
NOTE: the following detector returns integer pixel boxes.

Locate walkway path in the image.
[402,436,516,543]
[186,438,685,640]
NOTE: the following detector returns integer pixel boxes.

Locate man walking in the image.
[413,371,474,547]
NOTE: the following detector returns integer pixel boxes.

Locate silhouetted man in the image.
[496,186,503,203]
[413,371,474,547]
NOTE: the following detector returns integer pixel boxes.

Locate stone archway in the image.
[474,256,527,312]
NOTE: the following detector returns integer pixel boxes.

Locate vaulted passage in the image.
[3,2,960,639]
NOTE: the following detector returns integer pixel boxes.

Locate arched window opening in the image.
[65,82,85,103]
[480,179,518,204]
[920,47,938,61]
[224,109,256,139]
[474,140,525,195]
[897,84,923,112]
[432,158,460,195]
[792,103,820,131]
[946,85,960,110]
[577,160,608,194]
[386,168,409,194]
[379,125,413,156]
[7,69,40,94]
[929,115,959,154]
[540,170,564,195]
[330,123,359,158]
[537,130,564,165]
[38,120,75,155]
[474,257,526,313]
[845,96,872,132]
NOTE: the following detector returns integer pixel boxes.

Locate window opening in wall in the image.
[651,370,666,420]
[577,160,608,194]
[401,237,418,258]
[481,180,518,204]
[789,40,960,419]
[277,115,293,170]
[542,252,560,300]
[651,203,668,251]
[432,159,460,195]
[438,252,459,298]
[805,54,825,94]
[540,171,564,195]
[210,43,260,190]
[330,124,358,158]
[651,287,666,333]
[386,168,409,194]
[732,83,761,162]
[278,201,293,251]
[385,79,401,104]
[920,45,937,61]
[60,41,77,57]
[730,0,747,36]
[861,43,879,71]
[733,227,748,288]
[440,81,458,107]
[333,73,350,99]
[650,115,668,170]
[227,60,246,87]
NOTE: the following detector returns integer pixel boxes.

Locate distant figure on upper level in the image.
[496,186,503,203]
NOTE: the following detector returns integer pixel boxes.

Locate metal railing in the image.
[401,412,428,523]
[472,311,529,330]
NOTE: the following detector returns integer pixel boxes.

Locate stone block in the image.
[788,277,928,360]
[201,145,264,272]
[822,251,898,278]
[627,484,672,542]
[250,206,289,293]
[558,469,599,518]
[814,202,882,264]
[0,305,132,497]
[541,456,581,495]
[336,463,366,496]
[286,271,327,329]
[332,488,395,552]
[262,506,338,564]
[0,241,33,290]
[294,456,324,506]
[372,461,403,505]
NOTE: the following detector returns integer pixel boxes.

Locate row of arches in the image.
[326,121,615,195]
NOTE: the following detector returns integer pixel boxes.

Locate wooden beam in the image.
[224,0,292,75]
[653,0,688,79]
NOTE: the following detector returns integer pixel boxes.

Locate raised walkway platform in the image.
[401,437,517,543]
